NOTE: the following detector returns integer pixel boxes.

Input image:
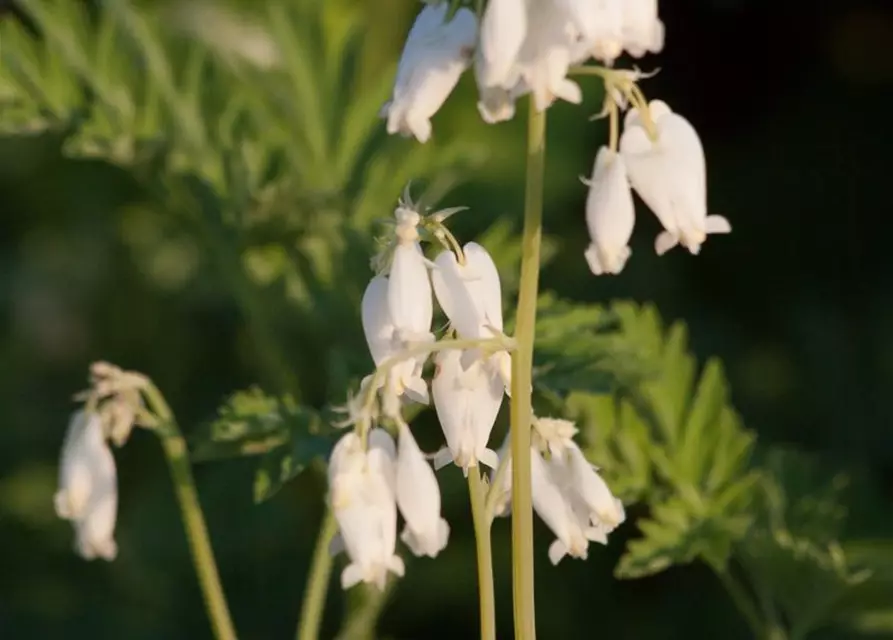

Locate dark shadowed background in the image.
[2,0,892,638]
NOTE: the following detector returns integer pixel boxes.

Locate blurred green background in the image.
[2,0,893,638]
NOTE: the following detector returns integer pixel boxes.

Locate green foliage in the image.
[545,302,893,636]
[192,387,336,503]
[7,2,892,638]
[737,450,885,638]
[549,302,757,577]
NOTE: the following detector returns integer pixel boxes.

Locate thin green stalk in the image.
[141,383,237,640]
[468,471,497,640]
[509,98,547,640]
[716,567,768,640]
[335,582,394,640]
[297,509,338,640]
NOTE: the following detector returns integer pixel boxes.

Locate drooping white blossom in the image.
[475,58,519,124]
[530,446,598,565]
[383,2,477,143]
[563,0,624,65]
[329,429,405,591]
[621,0,664,58]
[431,349,503,474]
[54,410,118,561]
[361,276,431,404]
[532,416,579,455]
[564,442,626,530]
[512,1,582,112]
[431,242,511,390]
[493,420,625,564]
[620,100,731,255]
[583,147,636,276]
[395,423,450,557]
[567,0,663,64]
[478,0,527,89]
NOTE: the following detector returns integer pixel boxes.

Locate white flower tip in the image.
[401,518,450,558]
[585,244,631,276]
[341,563,364,590]
[432,447,454,471]
[54,490,74,520]
[389,554,406,576]
[705,215,732,234]
[403,376,430,405]
[585,526,609,545]
[479,448,500,470]
[655,231,678,256]
[548,539,567,566]
[77,536,117,561]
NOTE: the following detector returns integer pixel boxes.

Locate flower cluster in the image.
[583,99,732,274]
[383,0,663,138]
[55,362,148,560]
[327,194,624,589]
[490,417,625,564]
[383,0,731,275]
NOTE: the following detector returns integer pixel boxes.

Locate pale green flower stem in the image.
[296,508,338,640]
[468,470,497,640]
[141,382,237,640]
[510,99,547,640]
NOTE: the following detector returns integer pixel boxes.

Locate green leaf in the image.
[191,387,335,502]
[253,426,333,503]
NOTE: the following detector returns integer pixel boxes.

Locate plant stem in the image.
[509,98,547,640]
[141,382,237,640]
[468,471,497,640]
[297,508,338,640]
[716,567,768,640]
[335,582,394,640]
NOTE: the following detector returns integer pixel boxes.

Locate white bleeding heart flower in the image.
[478,0,527,89]
[383,3,477,143]
[395,423,450,558]
[329,429,405,591]
[621,0,664,58]
[530,446,601,565]
[431,242,511,391]
[583,147,636,275]
[532,416,579,456]
[564,442,626,530]
[361,274,431,405]
[475,57,519,124]
[563,0,625,65]
[431,349,503,475]
[620,100,731,256]
[54,410,119,561]
[512,1,582,112]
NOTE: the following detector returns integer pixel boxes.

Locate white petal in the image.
[513,1,581,111]
[531,448,590,562]
[385,5,477,143]
[462,242,504,333]
[566,443,624,529]
[432,351,504,473]
[620,100,721,254]
[362,276,397,366]
[396,424,449,558]
[56,411,119,561]
[431,250,486,339]
[388,243,433,337]
[584,147,635,275]
[622,0,663,57]
[478,0,527,88]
